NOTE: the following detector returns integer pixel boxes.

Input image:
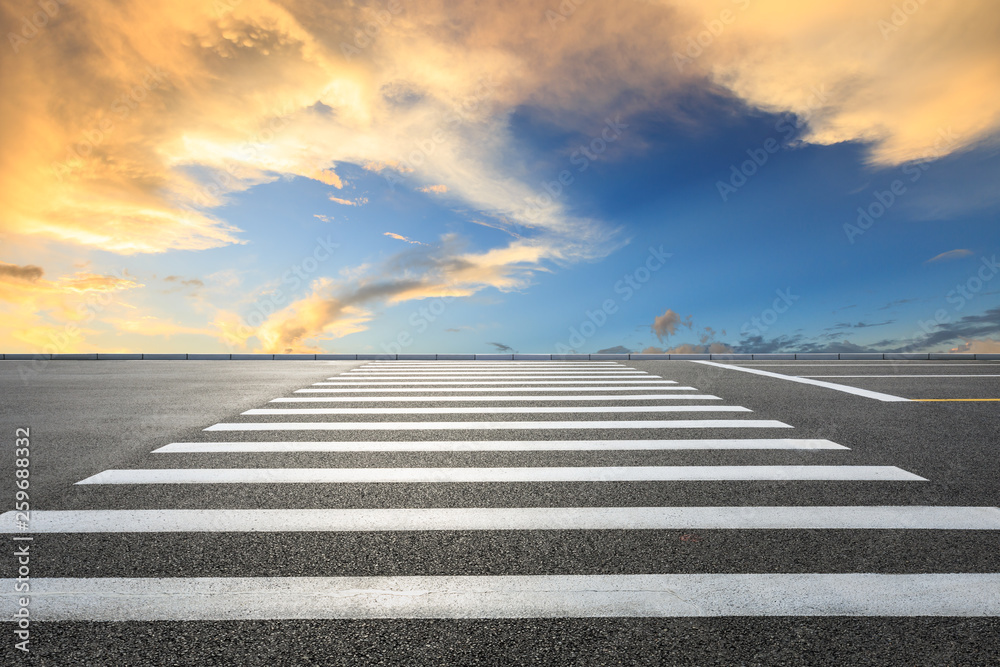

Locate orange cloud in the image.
[252,279,372,353]
[3,0,995,263]
[4,0,997,353]
[329,196,361,206]
[651,309,693,341]
[106,315,217,339]
[216,236,567,351]
[0,260,143,351]
[669,0,1000,165]
[950,338,1000,354]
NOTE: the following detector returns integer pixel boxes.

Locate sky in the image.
[1,0,999,355]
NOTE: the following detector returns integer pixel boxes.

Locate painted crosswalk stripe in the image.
[6,574,995,619]
[75,465,924,484]
[242,405,749,415]
[344,373,650,377]
[361,362,625,365]
[324,375,663,381]
[203,419,792,431]
[152,439,849,453]
[4,506,995,533]
[312,380,675,385]
[296,386,685,393]
[345,370,647,374]
[347,366,645,371]
[271,394,718,403]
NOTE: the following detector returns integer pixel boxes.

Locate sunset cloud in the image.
[2,0,997,353]
[4,0,995,260]
[0,261,143,350]
[671,0,1000,165]
[217,235,567,351]
[651,309,693,341]
[329,196,368,207]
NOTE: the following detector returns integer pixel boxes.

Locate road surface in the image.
[2,359,998,665]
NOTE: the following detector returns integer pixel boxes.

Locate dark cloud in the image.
[734,334,872,354]
[0,261,43,282]
[888,307,1000,352]
[487,341,514,353]
[826,320,895,330]
[737,308,1000,354]
[733,334,805,354]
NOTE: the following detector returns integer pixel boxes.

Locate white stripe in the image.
[8,574,995,619]
[361,362,625,365]
[312,380,673,385]
[152,439,849,453]
[4,506,994,533]
[799,375,1000,378]
[349,368,643,371]
[345,373,648,377]
[296,386,684,393]
[75,466,924,484]
[347,369,645,374]
[243,405,749,415]
[203,419,792,431]
[691,361,912,402]
[349,366,643,371]
[325,376,662,380]
[746,364,1000,367]
[271,394,718,403]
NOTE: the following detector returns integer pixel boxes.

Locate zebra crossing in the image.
[4,360,1000,622]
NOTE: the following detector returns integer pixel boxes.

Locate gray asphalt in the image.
[2,360,999,665]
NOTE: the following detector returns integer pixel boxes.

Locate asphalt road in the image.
[1,359,998,665]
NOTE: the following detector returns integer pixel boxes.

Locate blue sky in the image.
[1,0,998,354]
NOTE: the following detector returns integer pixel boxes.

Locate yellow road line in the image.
[912,398,1000,402]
